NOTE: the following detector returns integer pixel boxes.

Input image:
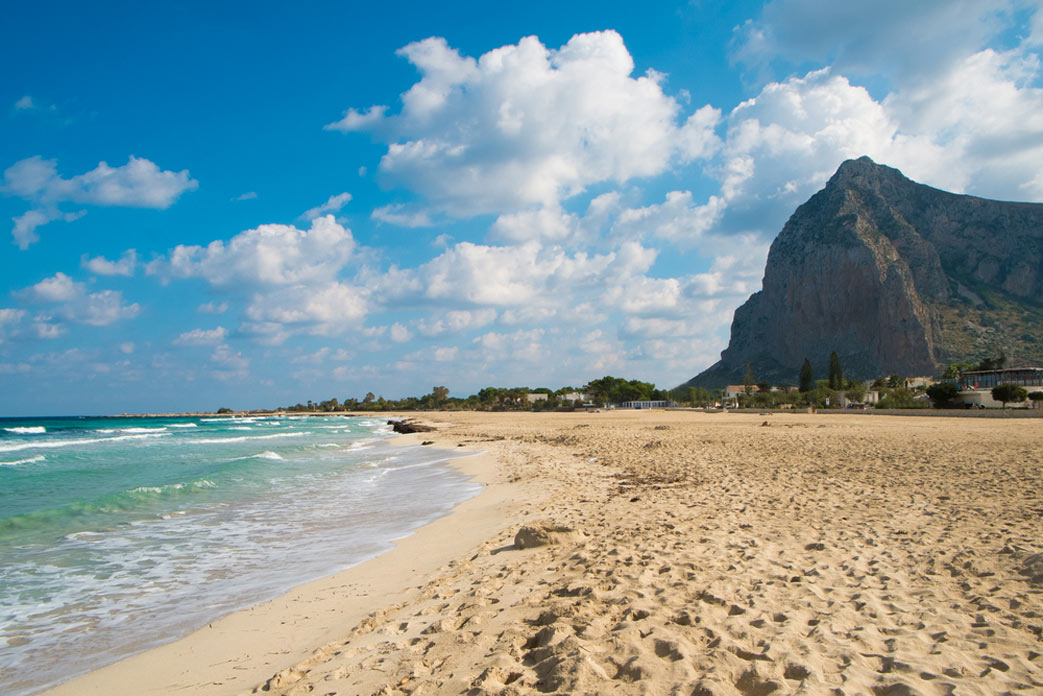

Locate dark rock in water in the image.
[684,156,1043,388]
[388,419,436,434]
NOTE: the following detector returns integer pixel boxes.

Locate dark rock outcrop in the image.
[684,157,1043,389]
[388,419,436,434]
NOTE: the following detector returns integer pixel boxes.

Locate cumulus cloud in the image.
[210,344,249,380]
[732,0,1015,86]
[244,282,368,328]
[14,96,35,110]
[148,215,356,287]
[11,208,85,250]
[415,309,498,336]
[371,204,435,227]
[3,155,197,248]
[613,191,726,246]
[331,31,719,216]
[389,322,412,342]
[472,328,545,362]
[302,192,351,220]
[375,240,619,307]
[198,301,229,314]
[703,50,1043,244]
[173,326,228,346]
[82,249,137,277]
[4,155,197,208]
[19,272,140,327]
[490,205,578,244]
[0,308,26,343]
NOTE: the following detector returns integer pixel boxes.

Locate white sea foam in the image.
[227,426,253,431]
[5,426,46,434]
[0,433,168,453]
[129,479,216,495]
[0,455,46,466]
[97,427,169,434]
[168,423,198,428]
[189,432,309,445]
[256,451,284,460]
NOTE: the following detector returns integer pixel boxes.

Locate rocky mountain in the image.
[683,156,1043,390]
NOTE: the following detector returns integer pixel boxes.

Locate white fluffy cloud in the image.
[82,249,137,277]
[11,208,85,250]
[389,322,412,343]
[613,191,726,246]
[376,240,623,307]
[472,328,545,363]
[149,215,355,287]
[0,308,26,344]
[198,301,229,315]
[210,344,250,380]
[3,155,197,248]
[19,272,140,327]
[4,155,197,208]
[330,31,720,216]
[371,204,435,228]
[416,309,498,337]
[19,273,140,328]
[244,282,368,328]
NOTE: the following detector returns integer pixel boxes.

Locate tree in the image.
[977,352,1007,371]
[742,361,756,396]
[886,374,903,389]
[431,386,449,408]
[1029,392,1043,409]
[943,362,971,380]
[925,382,960,408]
[828,351,844,390]
[799,358,814,393]
[362,392,375,404]
[991,383,1028,408]
[844,380,866,403]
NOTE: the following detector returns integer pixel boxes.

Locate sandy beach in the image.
[45,410,1043,695]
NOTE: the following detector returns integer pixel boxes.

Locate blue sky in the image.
[2,0,1042,415]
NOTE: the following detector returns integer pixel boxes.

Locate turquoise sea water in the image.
[0,414,480,695]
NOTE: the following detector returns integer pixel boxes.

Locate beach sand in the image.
[45,410,1043,695]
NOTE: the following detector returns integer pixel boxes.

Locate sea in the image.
[0,414,481,696]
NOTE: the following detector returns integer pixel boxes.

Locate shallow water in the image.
[0,414,480,695]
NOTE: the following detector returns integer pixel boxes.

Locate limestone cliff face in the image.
[685,157,1043,389]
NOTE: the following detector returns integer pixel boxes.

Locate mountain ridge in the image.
[683,156,1043,390]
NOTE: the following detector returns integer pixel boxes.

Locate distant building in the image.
[958,368,1043,391]
[905,376,936,389]
[525,393,549,404]
[620,400,669,409]
[955,367,1043,408]
[560,391,587,403]
[723,385,758,400]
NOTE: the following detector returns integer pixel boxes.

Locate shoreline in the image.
[38,410,1043,695]
[41,423,541,696]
